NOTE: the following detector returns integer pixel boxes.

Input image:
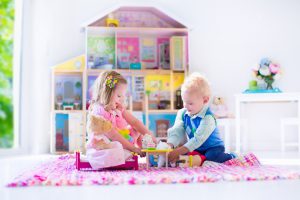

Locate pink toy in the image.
[75,151,139,171]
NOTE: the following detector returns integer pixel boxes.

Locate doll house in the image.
[51,6,190,153]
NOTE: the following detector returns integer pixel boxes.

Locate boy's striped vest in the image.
[182,108,224,151]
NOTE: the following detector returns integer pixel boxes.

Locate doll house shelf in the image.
[51,6,190,153]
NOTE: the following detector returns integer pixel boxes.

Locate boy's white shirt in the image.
[167,105,216,152]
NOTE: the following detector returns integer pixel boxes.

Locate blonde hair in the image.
[181,72,211,97]
[91,70,127,108]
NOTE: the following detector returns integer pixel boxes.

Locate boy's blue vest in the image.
[183,108,224,152]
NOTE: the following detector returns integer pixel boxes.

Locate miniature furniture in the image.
[75,151,139,171]
[235,93,300,152]
[51,6,190,154]
[141,149,172,170]
[280,117,300,152]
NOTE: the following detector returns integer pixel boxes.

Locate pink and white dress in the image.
[86,103,138,169]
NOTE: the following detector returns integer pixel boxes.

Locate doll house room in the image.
[1,0,300,200]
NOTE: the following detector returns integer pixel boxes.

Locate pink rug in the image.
[7,153,300,187]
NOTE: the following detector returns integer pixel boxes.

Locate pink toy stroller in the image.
[75,151,139,171]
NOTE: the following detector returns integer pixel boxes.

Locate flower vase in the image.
[264,77,274,90]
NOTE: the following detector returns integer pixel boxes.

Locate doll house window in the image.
[156,120,170,138]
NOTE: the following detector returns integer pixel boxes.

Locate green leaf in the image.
[0,0,14,148]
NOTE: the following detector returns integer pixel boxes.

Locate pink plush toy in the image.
[210,96,229,118]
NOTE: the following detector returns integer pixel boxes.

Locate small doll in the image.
[142,134,156,149]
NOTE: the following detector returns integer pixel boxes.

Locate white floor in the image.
[1,151,300,200]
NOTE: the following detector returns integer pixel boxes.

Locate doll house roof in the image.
[51,55,85,72]
[81,5,190,29]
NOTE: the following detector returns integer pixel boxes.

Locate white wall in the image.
[21,0,300,154]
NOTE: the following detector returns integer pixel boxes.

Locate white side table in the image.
[235,93,300,153]
[216,118,233,152]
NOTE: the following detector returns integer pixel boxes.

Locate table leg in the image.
[235,98,241,153]
[224,120,230,152]
[166,152,168,169]
[146,152,149,170]
[298,99,300,153]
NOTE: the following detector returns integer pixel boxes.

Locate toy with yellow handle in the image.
[118,128,134,143]
[106,14,119,27]
[178,154,205,167]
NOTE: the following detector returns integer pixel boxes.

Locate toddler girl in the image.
[86,70,156,169]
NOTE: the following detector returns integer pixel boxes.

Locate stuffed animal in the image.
[210,96,229,118]
[87,114,113,150]
[88,114,113,134]
[90,137,112,150]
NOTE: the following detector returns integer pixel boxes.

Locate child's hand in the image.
[149,133,158,144]
[168,149,180,163]
[132,147,146,157]
[167,143,174,149]
[168,146,189,163]
[116,102,126,111]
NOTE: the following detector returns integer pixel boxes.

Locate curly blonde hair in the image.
[181,72,211,97]
[91,70,127,108]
